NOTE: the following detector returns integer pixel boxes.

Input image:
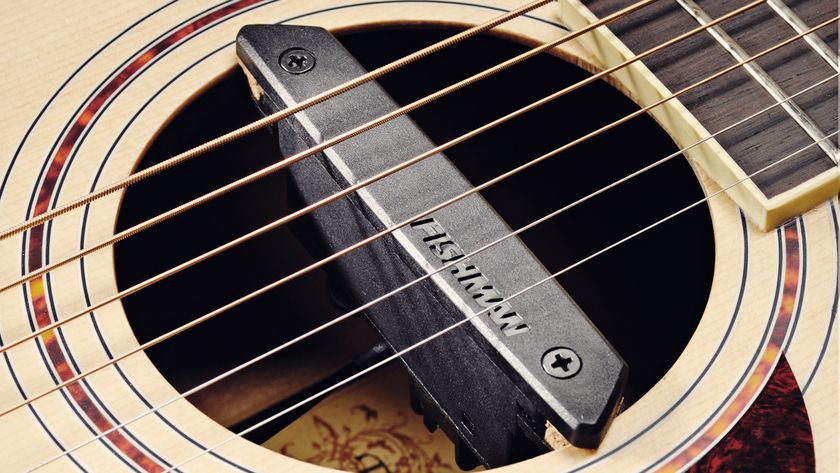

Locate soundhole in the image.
[116,27,714,470]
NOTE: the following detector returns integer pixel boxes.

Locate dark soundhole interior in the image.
[116,27,713,468]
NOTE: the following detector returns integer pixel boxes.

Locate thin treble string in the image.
[1,10,828,423]
[0,0,555,241]
[0,0,661,296]
[31,72,837,472]
[0,0,760,356]
[161,130,838,473]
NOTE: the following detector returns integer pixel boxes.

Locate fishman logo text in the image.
[410,217,529,336]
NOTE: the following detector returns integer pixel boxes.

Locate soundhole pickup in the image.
[236,24,627,468]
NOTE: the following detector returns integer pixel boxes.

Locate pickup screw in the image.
[280,48,315,74]
[542,347,581,379]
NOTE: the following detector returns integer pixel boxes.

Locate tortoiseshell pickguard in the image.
[689,355,815,473]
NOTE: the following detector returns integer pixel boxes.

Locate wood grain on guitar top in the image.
[0,1,836,472]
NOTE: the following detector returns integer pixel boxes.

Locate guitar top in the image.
[0,0,836,472]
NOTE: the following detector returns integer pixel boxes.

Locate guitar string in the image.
[158,130,839,473]
[29,71,838,472]
[2,14,830,424]
[0,0,761,355]
[0,0,556,241]
[0,0,660,296]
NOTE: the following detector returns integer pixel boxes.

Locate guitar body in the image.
[0,1,836,471]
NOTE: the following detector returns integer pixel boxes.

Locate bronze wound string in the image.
[0,0,659,296]
[0,0,556,241]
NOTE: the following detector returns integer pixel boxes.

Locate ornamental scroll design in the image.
[278,405,455,473]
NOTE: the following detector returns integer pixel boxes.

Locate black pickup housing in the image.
[236,24,627,467]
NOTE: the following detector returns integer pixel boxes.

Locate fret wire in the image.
[162,131,837,473]
[766,0,839,73]
[29,71,837,472]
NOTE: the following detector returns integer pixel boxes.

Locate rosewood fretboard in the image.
[568,0,838,229]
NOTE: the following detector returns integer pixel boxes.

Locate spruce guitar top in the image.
[0,1,836,472]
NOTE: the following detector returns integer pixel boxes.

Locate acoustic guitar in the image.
[0,0,836,471]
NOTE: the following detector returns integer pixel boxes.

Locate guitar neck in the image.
[562,0,838,230]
